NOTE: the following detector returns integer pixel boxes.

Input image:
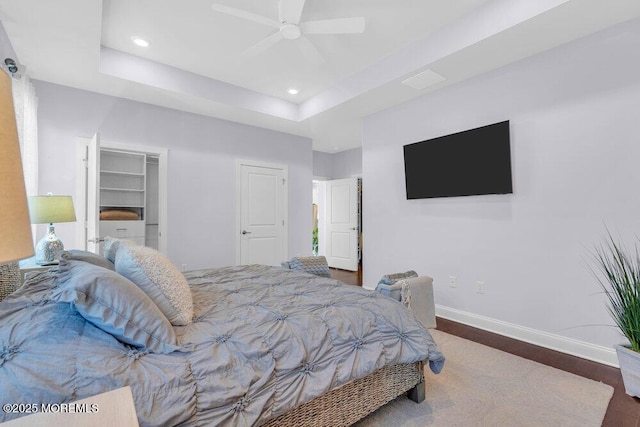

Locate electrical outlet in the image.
[475,281,485,294]
[449,276,457,288]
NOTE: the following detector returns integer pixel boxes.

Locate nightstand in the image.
[18,257,58,284]
[0,386,139,427]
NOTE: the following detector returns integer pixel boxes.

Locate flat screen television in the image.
[403,120,512,199]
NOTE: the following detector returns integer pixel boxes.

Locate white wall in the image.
[0,21,17,70]
[362,18,640,357]
[34,81,313,270]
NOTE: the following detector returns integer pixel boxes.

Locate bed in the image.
[0,245,444,426]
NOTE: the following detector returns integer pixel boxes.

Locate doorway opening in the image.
[313,177,361,272]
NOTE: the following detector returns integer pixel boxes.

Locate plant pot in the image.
[615,344,640,397]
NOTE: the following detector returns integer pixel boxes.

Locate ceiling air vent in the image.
[401,69,445,90]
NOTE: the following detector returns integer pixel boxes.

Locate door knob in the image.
[241,230,252,235]
[351,227,358,230]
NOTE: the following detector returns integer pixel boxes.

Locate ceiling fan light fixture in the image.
[280,24,302,40]
[131,37,150,48]
[211,0,365,62]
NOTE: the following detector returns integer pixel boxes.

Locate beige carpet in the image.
[355,329,614,427]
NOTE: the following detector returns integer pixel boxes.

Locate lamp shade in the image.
[28,195,77,224]
[0,70,34,264]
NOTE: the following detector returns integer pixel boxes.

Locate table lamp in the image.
[0,69,34,299]
[28,194,76,265]
[0,69,34,265]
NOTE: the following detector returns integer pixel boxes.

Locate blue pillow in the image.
[378,270,418,285]
[54,259,179,354]
[61,250,115,271]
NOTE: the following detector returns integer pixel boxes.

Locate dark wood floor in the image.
[329,266,362,286]
[333,267,640,426]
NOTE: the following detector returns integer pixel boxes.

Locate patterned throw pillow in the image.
[288,256,331,278]
[115,245,194,326]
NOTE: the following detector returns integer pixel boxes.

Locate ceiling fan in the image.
[211,0,366,64]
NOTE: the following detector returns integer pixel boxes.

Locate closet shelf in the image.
[97,148,153,250]
[100,187,144,192]
[100,170,144,176]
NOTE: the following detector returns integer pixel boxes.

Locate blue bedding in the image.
[0,264,444,426]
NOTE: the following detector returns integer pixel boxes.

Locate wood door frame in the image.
[75,137,169,254]
[235,159,288,265]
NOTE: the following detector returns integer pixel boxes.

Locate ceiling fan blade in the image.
[212,4,280,28]
[296,36,324,65]
[300,17,366,34]
[242,31,284,58]
[279,0,306,24]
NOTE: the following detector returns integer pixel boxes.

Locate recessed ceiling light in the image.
[132,37,149,48]
[288,88,299,95]
[333,146,340,151]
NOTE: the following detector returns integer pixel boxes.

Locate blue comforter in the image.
[0,265,444,426]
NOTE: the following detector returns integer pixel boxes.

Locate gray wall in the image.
[34,81,313,269]
[362,19,640,354]
[313,147,362,180]
[332,147,362,179]
[312,150,333,179]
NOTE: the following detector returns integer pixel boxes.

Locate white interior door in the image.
[325,178,359,271]
[238,162,287,266]
[86,133,101,254]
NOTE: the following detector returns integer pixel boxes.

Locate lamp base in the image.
[35,223,64,265]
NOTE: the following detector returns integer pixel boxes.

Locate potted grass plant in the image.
[592,232,640,397]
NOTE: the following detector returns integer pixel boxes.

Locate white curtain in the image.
[11,74,38,197]
[11,74,38,242]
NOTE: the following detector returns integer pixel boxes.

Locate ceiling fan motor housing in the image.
[280,24,302,40]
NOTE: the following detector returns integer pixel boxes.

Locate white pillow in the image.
[115,245,194,325]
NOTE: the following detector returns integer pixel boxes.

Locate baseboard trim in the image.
[435,305,619,368]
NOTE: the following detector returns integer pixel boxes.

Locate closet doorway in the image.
[75,134,168,254]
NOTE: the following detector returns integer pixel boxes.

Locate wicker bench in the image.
[262,362,424,426]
